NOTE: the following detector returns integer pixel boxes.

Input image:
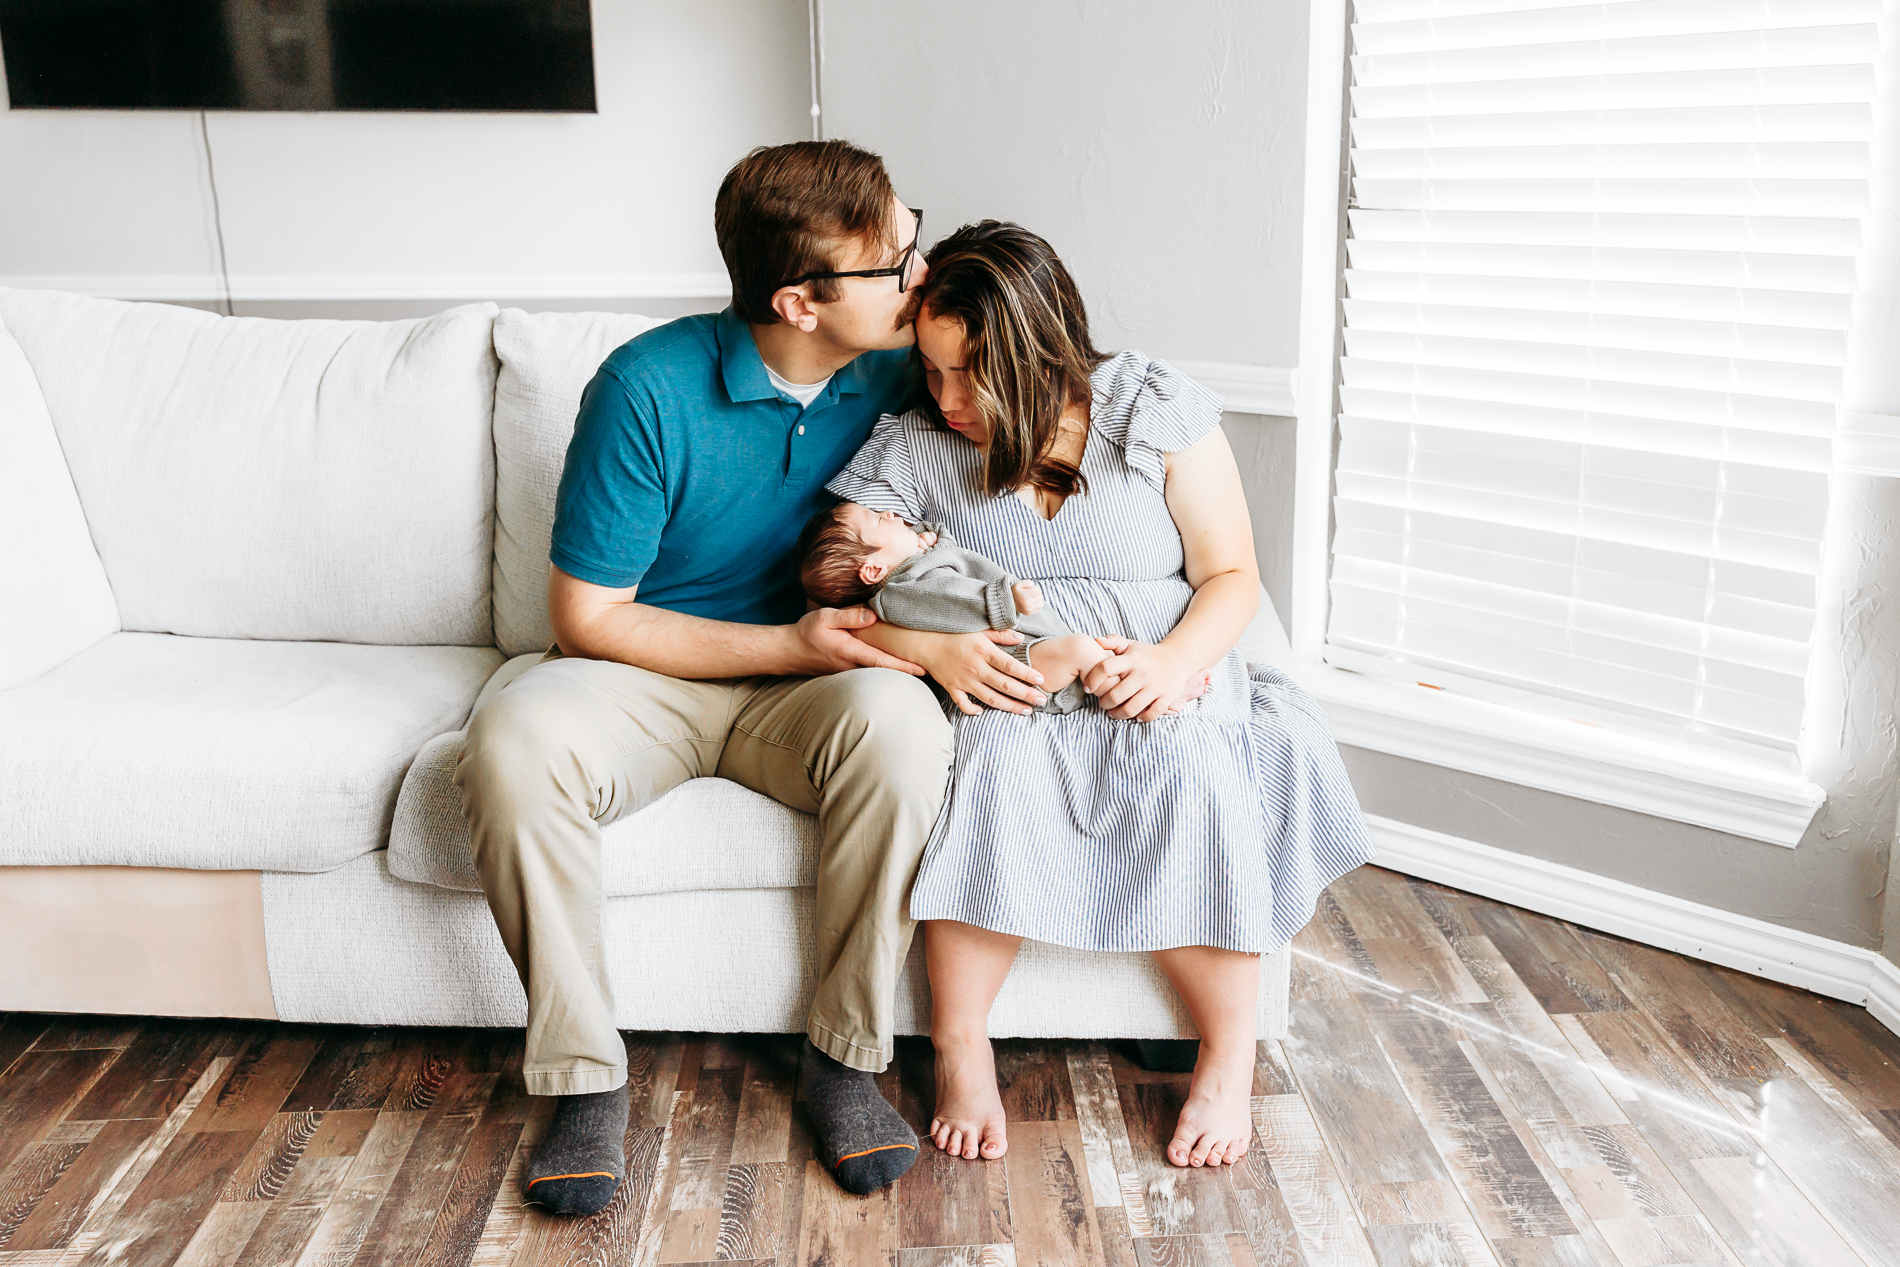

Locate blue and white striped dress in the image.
[827,352,1374,953]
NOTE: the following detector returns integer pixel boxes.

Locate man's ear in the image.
[770,285,821,333]
[859,560,889,586]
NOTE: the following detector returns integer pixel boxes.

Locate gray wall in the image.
[1226,415,1297,632]
[822,0,1309,368]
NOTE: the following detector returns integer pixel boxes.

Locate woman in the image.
[830,222,1373,1168]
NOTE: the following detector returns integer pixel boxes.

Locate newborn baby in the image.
[797,502,1203,715]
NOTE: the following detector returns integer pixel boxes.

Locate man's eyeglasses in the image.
[778,208,924,294]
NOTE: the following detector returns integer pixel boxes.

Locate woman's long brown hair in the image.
[912,221,1108,499]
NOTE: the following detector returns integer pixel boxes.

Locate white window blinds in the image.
[1326,0,1879,761]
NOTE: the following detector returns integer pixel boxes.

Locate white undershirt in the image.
[765,363,833,409]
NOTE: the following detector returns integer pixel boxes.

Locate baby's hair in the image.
[796,503,881,608]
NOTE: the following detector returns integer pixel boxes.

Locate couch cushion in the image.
[0,632,502,872]
[391,753,818,897]
[387,588,1292,895]
[0,289,498,646]
[491,309,668,657]
[0,308,118,690]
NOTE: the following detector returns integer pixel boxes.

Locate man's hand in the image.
[917,630,1047,716]
[787,607,928,677]
[1011,579,1044,615]
[857,625,1047,715]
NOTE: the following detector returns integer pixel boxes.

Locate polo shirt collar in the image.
[714,305,880,404]
[834,354,871,396]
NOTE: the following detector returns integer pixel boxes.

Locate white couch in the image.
[0,287,1292,1043]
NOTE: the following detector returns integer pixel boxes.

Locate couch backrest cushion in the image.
[491,308,667,657]
[0,289,499,646]
[0,310,120,690]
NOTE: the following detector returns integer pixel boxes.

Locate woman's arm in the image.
[1083,426,1260,720]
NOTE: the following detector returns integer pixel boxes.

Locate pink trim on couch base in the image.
[0,865,278,1019]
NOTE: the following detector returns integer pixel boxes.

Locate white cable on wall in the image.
[198,111,235,316]
[807,0,825,140]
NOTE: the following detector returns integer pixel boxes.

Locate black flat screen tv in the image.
[0,0,596,111]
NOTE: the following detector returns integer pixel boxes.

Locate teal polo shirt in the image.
[550,307,915,626]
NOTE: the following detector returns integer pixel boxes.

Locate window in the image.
[1321,0,1880,766]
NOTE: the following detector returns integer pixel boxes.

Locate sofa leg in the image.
[1127,1038,1200,1073]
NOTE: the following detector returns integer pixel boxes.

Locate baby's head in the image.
[796,502,932,607]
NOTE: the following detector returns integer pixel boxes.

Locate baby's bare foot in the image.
[931,1034,1008,1160]
[1167,1048,1252,1167]
[1165,669,1216,713]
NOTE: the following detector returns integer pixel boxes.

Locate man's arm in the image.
[549,566,925,679]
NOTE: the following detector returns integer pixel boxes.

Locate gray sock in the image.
[523,1083,629,1216]
[801,1038,917,1194]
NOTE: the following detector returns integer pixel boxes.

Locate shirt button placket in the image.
[784,404,810,485]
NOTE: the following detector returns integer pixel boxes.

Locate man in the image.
[457,140,1045,1215]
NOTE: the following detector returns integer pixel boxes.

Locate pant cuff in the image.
[523,1065,628,1096]
[808,1019,891,1073]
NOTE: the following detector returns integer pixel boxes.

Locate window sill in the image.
[1293,662,1825,848]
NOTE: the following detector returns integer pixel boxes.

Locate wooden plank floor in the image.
[3,865,1900,1267]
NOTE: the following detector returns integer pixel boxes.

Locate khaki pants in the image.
[456,653,953,1095]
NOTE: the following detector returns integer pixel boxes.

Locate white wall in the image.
[0,0,808,299]
[822,0,1308,370]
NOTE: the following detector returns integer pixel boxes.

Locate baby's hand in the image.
[1012,579,1044,615]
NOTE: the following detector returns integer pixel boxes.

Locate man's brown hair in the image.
[910,221,1108,500]
[715,141,899,325]
[795,503,880,608]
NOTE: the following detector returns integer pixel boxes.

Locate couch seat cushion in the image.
[391,745,817,897]
[0,632,501,872]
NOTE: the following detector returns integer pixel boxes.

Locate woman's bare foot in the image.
[1168,1046,1253,1167]
[930,1033,1008,1160]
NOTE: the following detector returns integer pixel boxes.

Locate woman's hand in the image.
[1083,637,1194,721]
[855,624,1047,715]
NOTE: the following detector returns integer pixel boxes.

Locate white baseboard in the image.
[1870,956,1900,1036]
[1172,360,1297,418]
[1365,813,1900,1038]
[0,273,734,301]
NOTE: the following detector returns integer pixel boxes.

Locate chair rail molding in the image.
[1838,410,1900,479]
[0,278,1301,421]
[1172,361,1297,418]
[1367,813,1900,1038]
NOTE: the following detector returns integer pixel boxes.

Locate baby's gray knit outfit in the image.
[870,521,1089,714]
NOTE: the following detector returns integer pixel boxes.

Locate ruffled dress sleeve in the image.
[1090,351,1225,492]
[826,410,928,519]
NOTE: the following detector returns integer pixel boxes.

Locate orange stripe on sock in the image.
[833,1142,918,1164]
[525,1172,617,1187]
